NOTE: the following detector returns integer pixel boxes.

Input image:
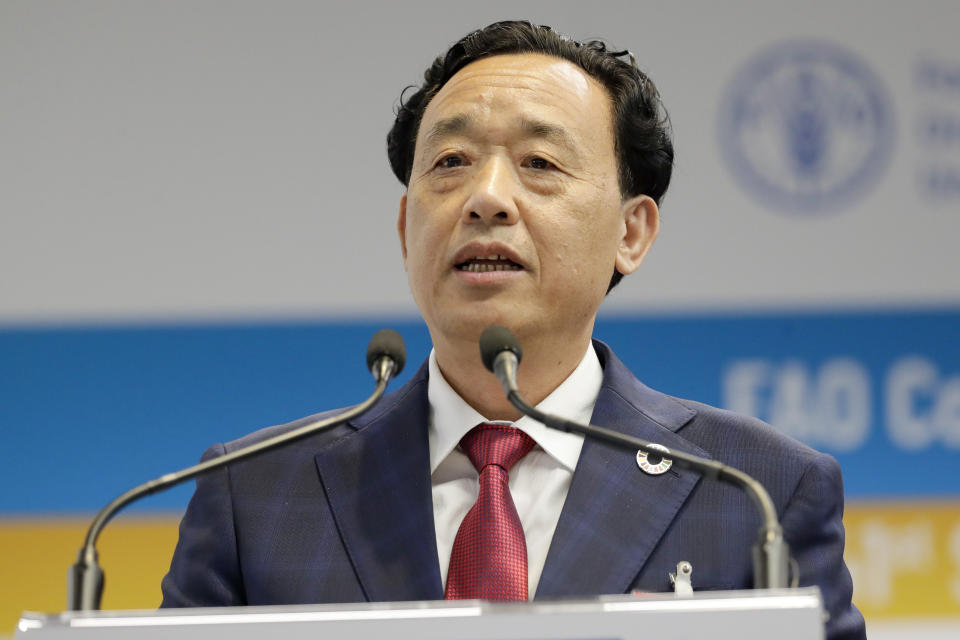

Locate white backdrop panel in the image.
[2,0,958,323]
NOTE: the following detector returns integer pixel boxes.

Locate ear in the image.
[397,194,408,263]
[614,194,659,276]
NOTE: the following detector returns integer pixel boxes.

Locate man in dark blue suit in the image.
[162,21,865,640]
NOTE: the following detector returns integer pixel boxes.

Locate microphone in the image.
[478,325,791,590]
[367,328,406,382]
[68,329,406,611]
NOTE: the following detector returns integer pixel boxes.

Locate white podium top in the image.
[18,588,825,640]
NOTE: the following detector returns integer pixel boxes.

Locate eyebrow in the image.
[423,115,577,151]
[517,117,576,150]
[424,115,471,147]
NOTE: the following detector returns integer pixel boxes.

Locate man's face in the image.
[398,53,656,350]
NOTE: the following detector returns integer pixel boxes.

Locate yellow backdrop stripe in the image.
[2,501,959,635]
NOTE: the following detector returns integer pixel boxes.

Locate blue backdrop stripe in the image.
[2,308,958,513]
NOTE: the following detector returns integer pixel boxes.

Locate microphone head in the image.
[479,325,522,373]
[366,329,406,376]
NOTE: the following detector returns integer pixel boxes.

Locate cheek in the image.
[403,197,436,248]
[403,197,450,278]
[550,194,620,254]
[542,206,622,292]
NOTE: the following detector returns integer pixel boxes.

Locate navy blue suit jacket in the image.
[161,341,865,639]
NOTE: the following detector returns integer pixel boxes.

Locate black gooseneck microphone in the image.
[478,325,791,590]
[68,329,406,611]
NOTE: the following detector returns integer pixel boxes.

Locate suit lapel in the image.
[536,342,706,598]
[314,363,444,602]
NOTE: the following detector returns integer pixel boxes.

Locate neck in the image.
[432,328,593,421]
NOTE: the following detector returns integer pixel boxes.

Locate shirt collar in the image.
[427,342,602,473]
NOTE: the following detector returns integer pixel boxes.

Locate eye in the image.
[436,154,466,169]
[525,156,555,170]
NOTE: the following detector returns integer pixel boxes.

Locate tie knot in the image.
[460,423,535,474]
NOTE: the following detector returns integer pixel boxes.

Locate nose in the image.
[461,157,520,225]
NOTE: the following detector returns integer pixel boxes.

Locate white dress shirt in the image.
[428,342,603,598]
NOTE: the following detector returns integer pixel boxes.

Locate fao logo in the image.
[718,41,894,214]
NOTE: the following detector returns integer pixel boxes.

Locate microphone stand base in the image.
[67,552,104,612]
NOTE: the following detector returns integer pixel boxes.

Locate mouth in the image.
[454,254,524,273]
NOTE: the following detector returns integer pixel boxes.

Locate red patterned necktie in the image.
[444,423,536,601]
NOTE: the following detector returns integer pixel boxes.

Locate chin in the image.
[435,308,528,343]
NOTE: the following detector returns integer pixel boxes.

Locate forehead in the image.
[417,53,615,148]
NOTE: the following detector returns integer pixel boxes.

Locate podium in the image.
[17,588,825,639]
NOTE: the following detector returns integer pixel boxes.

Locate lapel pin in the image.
[636,443,673,475]
[670,561,694,596]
